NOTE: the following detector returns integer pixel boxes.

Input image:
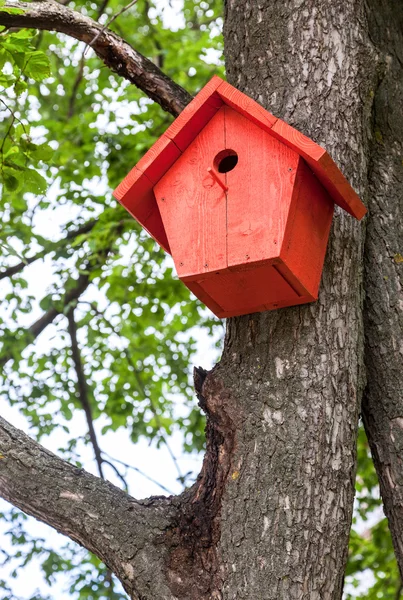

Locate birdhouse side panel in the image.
[115,168,171,253]
[224,107,301,269]
[280,159,334,298]
[154,108,227,280]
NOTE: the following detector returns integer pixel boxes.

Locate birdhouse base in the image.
[182,259,317,318]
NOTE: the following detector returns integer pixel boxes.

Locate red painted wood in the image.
[270,118,366,220]
[165,75,223,151]
[224,106,300,268]
[280,159,334,298]
[154,108,228,279]
[115,167,170,253]
[195,262,297,314]
[217,81,277,133]
[135,134,181,184]
[113,75,367,319]
[185,280,225,316]
[215,292,316,318]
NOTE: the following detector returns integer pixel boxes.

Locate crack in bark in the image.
[162,367,237,600]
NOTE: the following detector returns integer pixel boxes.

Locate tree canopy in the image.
[0,0,400,598]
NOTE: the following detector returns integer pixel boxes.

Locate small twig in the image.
[85,0,138,54]
[68,0,113,117]
[0,219,97,281]
[67,307,105,479]
[102,459,128,491]
[84,302,185,483]
[102,452,174,495]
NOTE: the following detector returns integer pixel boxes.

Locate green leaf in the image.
[22,168,47,194]
[24,51,51,81]
[0,6,24,14]
[14,79,28,96]
[31,143,54,162]
[3,171,19,191]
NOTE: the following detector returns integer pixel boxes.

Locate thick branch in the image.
[0,0,192,116]
[0,415,176,598]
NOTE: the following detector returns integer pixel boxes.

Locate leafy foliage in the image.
[0,0,400,598]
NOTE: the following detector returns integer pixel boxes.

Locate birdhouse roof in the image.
[113,76,366,253]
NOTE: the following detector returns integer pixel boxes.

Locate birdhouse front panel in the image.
[154,108,228,279]
[223,107,300,268]
[113,76,367,318]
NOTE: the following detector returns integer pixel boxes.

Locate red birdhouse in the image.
[114,76,366,318]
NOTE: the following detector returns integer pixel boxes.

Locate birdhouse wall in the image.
[223,107,300,269]
[121,169,171,253]
[155,105,303,279]
[155,108,228,278]
[279,159,335,299]
[153,103,337,317]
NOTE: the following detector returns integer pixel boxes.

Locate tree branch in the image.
[0,219,97,282]
[0,415,176,599]
[0,0,192,116]
[68,0,114,117]
[67,307,105,479]
[0,269,91,369]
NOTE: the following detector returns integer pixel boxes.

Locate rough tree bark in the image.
[361,0,403,577]
[0,0,401,599]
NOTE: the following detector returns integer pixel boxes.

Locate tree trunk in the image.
[1,0,401,599]
[361,0,403,578]
[195,1,375,596]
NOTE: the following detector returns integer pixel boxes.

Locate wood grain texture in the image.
[135,134,181,184]
[114,168,170,253]
[155,108,227,279]
[270,118,367,220]
[217,80,277,133]
[280,160,334,298]
[225,106,300,268]
[198,263,298,314]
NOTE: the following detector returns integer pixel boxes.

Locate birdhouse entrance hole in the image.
[214,149,238,173]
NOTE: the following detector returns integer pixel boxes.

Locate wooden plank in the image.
[135,133,181,184]
[198,263,298,314]
[280,159,334,298]
[224,106,300,269]
[165,75,224,152]
[114,168,170,253]
[184,280,225,316]
[270,118,367,220]
[113,165,144,202]
[217,80,277,133]
[154,107,227,279]
[216,293,315,318]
